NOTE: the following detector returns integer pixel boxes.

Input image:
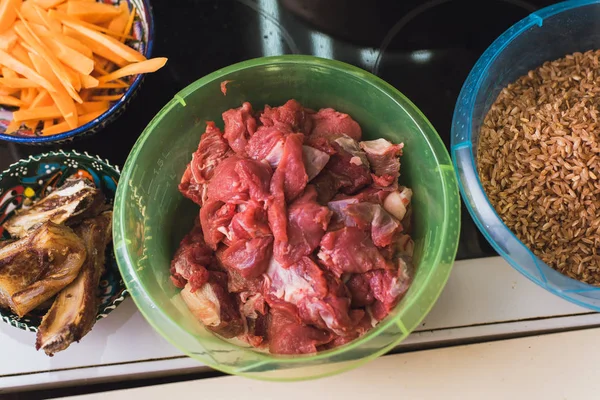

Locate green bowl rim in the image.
[113,54,460,376]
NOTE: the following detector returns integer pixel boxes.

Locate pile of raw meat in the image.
[172,99,414,354]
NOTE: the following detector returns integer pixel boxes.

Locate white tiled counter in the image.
[1,256,598,393]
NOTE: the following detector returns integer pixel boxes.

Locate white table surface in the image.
[68,327,600,400]
[1,256,598,393]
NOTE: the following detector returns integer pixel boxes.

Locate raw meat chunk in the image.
[268,307,332,355]
[260,99,313,133]
[200,200,236,250]
[318,227,390,276]
[179,122,230,206]
[360,138,404,187]
[310,108,362,141]
[170,223,213,291]
[206,156,272,203]
[274,133,308,202]
[228,200,271,242]
[285,186,331,265]
[222,102,257,156]
[246,125,290,166]
[327,136,372,194]
[302,145,330,181]
[216,236,273,279]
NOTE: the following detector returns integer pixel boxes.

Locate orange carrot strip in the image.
[0,95,24,106]
[13,105,62,121]
[14,18,80,102]
[95,82,128,89]
[40,34,94,75]
[109,2,129,37]
[0,29,18,51]
[0,47,55,92]
[30,2,61,32]
[41,108,100,135]
[67,1,121,24]
[5,119,20,133]
[33,0,67,10]
[0,0,22,33]
[63,25,127,66]
[121,3,134,43]
[29,51,77,128]
[80,73,98,88]
[76,100,108,114]
[2,67,18,78]
[43,118,53,129]
[0,77,41,88]
[90,94,122,101]
[30,89,52,107]
[98,58,167,83]
[56,15,144,62]
[50,9,134,39]
[22,87,37,105]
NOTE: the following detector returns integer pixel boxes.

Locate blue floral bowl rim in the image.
[0,149,129,332]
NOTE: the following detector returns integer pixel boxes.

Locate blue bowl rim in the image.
[0,0,156,145]
[451,0,600,311]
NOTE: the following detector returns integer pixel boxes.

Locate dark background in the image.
[1,0,562,397]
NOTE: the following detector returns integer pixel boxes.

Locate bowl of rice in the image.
[451,0,600,310]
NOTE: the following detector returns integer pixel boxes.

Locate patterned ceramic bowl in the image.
[0,150,125,332]
[0,0,155,146]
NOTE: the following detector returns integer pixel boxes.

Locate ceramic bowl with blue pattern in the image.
[0,151,126,332]
[0,0,155,146]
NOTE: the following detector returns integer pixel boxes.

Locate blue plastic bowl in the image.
[0,0,154,146]
[451,0,600,310]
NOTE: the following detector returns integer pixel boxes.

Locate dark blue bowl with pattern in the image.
[0,0,154,146]
[0,151,126,332]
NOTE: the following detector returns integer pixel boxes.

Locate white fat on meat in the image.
[180,283,221,327]
[264,140,285,167]
[383,187,413,221]
[359,138,404,155]
[265,258,315,305]
[333,135,370,167]
[302,146,330,181]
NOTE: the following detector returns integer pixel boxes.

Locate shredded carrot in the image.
[67,1,121,24]
[95,82,128,89]
[29,51,77,128]
[0,0,22,33]
[2,66,18,78]
[0,48,55,92]
[41,108,99,134]
[49,10,134,40]
[98,58,167,83]
[90,94,122,101]
[0,77,40,88]
[79,72,97,88]
[0,95,25,106]
[5,118,20,133]
[43,118,53,129]
[108,2,128,37]
[30,89,52,107]
[32,0,67,10]
[76,100,108,114]
[121,4,134,43]
[0,29,18,51]
[13,104,61,121]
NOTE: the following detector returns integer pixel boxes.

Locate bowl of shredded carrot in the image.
[0,0,167,144]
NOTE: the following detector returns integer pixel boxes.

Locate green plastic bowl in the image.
[113,55,460,381]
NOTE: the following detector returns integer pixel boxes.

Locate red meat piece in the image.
[266,257,329,305]
[179,122,231,206]
[360,139,404,187]
[321,311,372,349]
[327,201,401,248]
[228,200,271,242]
[347,267,412,321]
[327,136,372,194]
[285,185,332,265]
[206,156,272,203]
[260,99,313,133]
[216,236,273,279]
[268,307,332,355]
[246,124,290,167]
[274,133,308,202]
[170,224,213,290]
[222,102,257,156]
[311,169,343,205]
[310,108,362,141]
[200,200,236,250]
[318,227,390,276]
